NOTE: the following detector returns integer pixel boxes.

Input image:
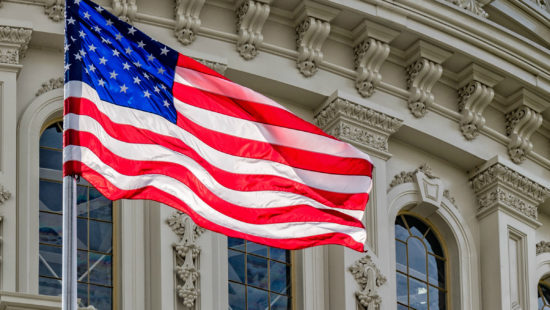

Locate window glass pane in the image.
[247,255,268,289]
[247,286,269,309]
[77,250,88,282]
[409,277,428,310]
[270,247,289,263]
[89,284,112,310]
[77,185,88,217]
[39,277,62,296]
[396,272,408,305]
[247,241,268,257]
[39,148,62,171]
[89,220,112,253]
[405,216,429,239]
[39,212,63,246]
[228,249,245,283]
[396,240,407,273]
[228,282,246,310]
[395,216,409,241]
[40,124,63,149]
[39,244,62,278]
[407,237,427,280]
[270,294,290,310]
[425,230,444,256]
[78,283,89,307]
[270,261,290,294]
[89,188,112,221]
[228,237,245,251]
[39,181,62,212]
[429,285,442,310]
[89,252,112,286]
[77,218,88,250]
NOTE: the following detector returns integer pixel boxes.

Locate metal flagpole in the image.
[62,175,78,310]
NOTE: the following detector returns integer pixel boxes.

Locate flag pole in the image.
[62,174,78,310]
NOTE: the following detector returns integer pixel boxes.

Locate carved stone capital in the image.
[537,241,550,255]
[0,26,32,65]
[36,77,64,97]
[44,0,64,22]
[174,0,206,46]
[236,0,270,60]
[445,0,493,18]
[167,211,204,308]
[470,161,550,223]
[315,95,403,160]
[349,255,387,309]
[112,0,137,24]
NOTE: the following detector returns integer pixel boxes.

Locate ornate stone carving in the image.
[36,77,64,97]
[349,255,387,309]
[112,0,137,24]
[353,39,389,97]
[457,81,493,139]
[445,0,492,18]
[44,0,64,22]
[536,241,550,255]
[174,0,205,46]
[405,58,443,118]
[470,161,550,221]
[0,185,11,206]
[235,0,270,60]
[0,26,32,65]
[389,164,436,188]
[193,57,227,75]
[295,17,329,77]
[315,95,402,159]
[443,189,458,208]
[167,211,205,309]
[505,106,542,164]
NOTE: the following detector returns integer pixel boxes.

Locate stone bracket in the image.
[174,0,206,46]
[44,0,64,22]
[405,41,452,118]
[349,255,387,310]
[112,0,137,24]
[315,93,403,160]
[235,0,270,60]
[456,63,503,140]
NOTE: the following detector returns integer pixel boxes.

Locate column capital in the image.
[0,25,31,65]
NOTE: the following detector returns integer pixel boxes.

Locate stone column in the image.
[470,157,550,310]
[0,23,31,291]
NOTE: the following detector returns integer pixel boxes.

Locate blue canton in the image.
[65,0,179,123]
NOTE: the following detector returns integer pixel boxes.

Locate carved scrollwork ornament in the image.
[457,81,494,140]
[505,106,542,164]
[45,0,65,22]
[174,0,206,46]
[36,77,64,97]
[349,255,387,309]
[353,38,390,98]
[112,0,137,24]
[445,0,490,18]
[295,17,330,77]
[406,58,442,118]
[389,163,437,188]
[235,0,270,60]
[537,241,550,255]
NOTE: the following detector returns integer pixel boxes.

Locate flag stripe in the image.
[63,150,367,243]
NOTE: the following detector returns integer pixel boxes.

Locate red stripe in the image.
[65,129,365,227]
[64,97,369,209]
[64,161,365,251]
[173,82,335,140]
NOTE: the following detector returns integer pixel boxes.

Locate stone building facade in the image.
[0,0,549,309]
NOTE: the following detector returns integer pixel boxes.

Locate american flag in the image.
[64,0,373,251]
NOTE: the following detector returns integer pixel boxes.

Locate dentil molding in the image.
[167,211,205,309]
[405,41,452,118]
[470,160,550,223]
[112,0,137,24]
[44,0,64,22]
[35,77,64,97]
[315,94,403,160]
[235,0,270,60]
[445,0,493,18]
[0,26,31,65]
[536,241,550,255]
[349,255,387,310]
[174,0,206,46]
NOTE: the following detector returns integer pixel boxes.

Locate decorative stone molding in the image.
[443,189,458,208]
[0,26,32,65]
[193,57,227,75]
[235,0,270,60]
[293,1,339,77]
[349,255,387,309]
[0,185,10,206]
[389,163,436,189]
[315,93,403,160]
[470,160,550,223]
[35,77,64,97]
[44,0,64,22]
[456,64,503,140]
[112,0,137,24]
[174,0,205,46]
[405,41,452,118]
[536,241,550,255]
[445,0,492,18]
[351,21,399,98]
[167,211,205,309]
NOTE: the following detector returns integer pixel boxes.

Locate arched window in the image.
[38,121,114,309]
[538,277,550,309]
[227,237,292,309]
[395,214,447,309]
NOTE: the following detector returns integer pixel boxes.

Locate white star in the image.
[125,47,133,54]
[133,61,141,68]
[96,6,104,12]
[64,43,70,52]
[88,64,96,72]
[160,84,166,90]
[137,41,146,48]
[67,17,76,25]
[143,73,150,79]
[98,79,106,87]
[106,19,113,26]
[88,44,97,52]
[120,84,128,93]
[163,100,170,107]
[83,12,91,19]
[128,26,136,35]
[160,46,169,55]
[101,38,112,45]
[143,90,151,98]
[122,62,131,70]
[64,63,71,72]
[109,70,118,79]
[74,53,82,61]
[70,36,76,42]
[75,0,81,4]
[154,86,160,93]
[147,54,155,62]
[112,49,120,57]
[79,30,86,38]
[115,33,123,41]
[99,57,108,65]
[133,76,141,84]
[157,67,165,75]
[79,49,87,56]
[93,25,101,33]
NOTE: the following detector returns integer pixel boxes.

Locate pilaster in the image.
[235,0,270,60]
[470,157,550,310]
[351,20,399,98]
[174,0,206,46]
[404,40,452,118]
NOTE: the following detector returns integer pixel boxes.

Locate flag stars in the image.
[122,62,131,70]
[101,38,112,45]
[106,19,113,26]
[115,33,123,41]
[88,64,96,72]
[74,53,82,61]
[109,70,118,79]
[64,63,71,72]
[79,49,86,57]
[79,30,86,38]
[64,43,70,52]
[163,100,170,107]
[144,73,150,79]
[147,54,155,62]
[133,61,141,68]
[128,26,137,35]
[120,84,128,93]
[98,79,106,87]
[96,6,104,12]
[67,17,76,25]
[160,84,166,90]
[143,90,151,98]
[160,46,169,56]
[74,0,81,5]
[83,11,91,19]
[133,76,141,85]
[99,57,108,65]
[112,49,120,57]
[157,67,165,75]
[93,25,101,33]
[137,41,146,48]
[88,44,97,52]
[154,86,160,93]
[125,47,133,54]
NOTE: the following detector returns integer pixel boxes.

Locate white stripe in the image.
[65,81,372,194]
[174,67,371,161]
[64,145,367,244]
[64,113,364,219]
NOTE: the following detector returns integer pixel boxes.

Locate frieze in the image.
[478,187,537,219]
